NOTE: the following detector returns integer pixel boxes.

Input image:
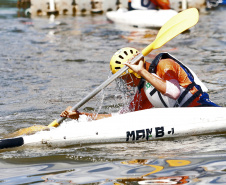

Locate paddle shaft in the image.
[56,53,144,125]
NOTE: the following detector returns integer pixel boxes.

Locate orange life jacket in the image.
[150,0,170,9]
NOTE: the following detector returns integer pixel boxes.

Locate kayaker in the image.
[128,0,170,11]
[60,47,219,120]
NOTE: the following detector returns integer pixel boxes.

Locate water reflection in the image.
[43,157,226,184]
[2,156,226,184]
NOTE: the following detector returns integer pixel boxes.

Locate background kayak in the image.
[106,9,178,28]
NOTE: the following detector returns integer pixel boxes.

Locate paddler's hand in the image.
[60,106,80,120]
[125,59,145,76]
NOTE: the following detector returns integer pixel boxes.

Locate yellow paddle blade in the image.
[48,119,60,127]
[156,8,199,40]
[4,125,50,138]
[4,119,60,138]
[142,8,199,56]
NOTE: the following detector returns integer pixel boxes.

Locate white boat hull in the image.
[106,9,178,28]
[21,107,226,148]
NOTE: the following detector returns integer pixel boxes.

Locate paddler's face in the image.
[120,73,140,87]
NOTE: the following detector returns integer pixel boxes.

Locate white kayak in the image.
[106,9,178,28]
[1,107,225,149]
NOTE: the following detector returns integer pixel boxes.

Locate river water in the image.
[0,0,226,184]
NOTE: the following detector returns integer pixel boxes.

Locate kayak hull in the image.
[20,107,226,148]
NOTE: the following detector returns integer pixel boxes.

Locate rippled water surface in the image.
[0,1,226,184]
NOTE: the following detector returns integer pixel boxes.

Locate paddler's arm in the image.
[60,106,112,120]
[81,112,112,120]
[125,60,180,100]
[125,60,167,94]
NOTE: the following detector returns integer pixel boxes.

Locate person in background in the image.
[128,0,170,11]
[61,47,219,121]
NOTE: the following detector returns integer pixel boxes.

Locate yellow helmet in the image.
[110,47,143,78]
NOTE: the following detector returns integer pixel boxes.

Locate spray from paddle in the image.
[114,74,141,113]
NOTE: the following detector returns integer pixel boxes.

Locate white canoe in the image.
[106,9,178,28]
[1,107,225,149]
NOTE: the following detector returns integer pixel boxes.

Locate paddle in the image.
[4,8,199,139]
